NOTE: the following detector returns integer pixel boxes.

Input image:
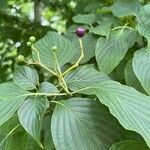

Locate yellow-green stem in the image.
[53,52,71,95]
[32,46,57,76]
[62,38,84,76]
[24,92,67,97]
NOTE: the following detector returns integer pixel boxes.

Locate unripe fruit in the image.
[17,55,25,62]
[68,1,76,9]
[51,46,58,52]
[29,36,36,43]
[76,27,86,38]
[27,41,32,46]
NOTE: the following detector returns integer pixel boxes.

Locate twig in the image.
[62,38,84,76]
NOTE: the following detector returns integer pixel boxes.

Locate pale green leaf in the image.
[13,66,39,90]
[111,0,140,17]
[137,4,150,40]
[143,4,150,16]
[0,83,29,126]
[125,30,140,49]
[90,23,111,37]
[33,32,76,69]
[18,96,49,146]
[124,59,145,93]
[95,29,129,75]
[137,4,150,33]
[93,81,150,147]
[109,140,149,150]
[92,14,120,37]
[65,33,97,64]
[140,4,150,24]
[72,13,96,25]
[133,48,150,95]
[39,82,58,93]
[65,65,110,93]
[65,66,150,147]
[51,98,125,150]
[97,14,119,26]
[138,23,150,40]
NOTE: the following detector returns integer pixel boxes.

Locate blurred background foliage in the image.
[0,0,74,83]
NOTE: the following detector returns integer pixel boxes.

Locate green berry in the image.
[68,1,76,9]
[17,55,25,62]
[51,46,58,52]
[27,41,32,46]
[29,36,36,43]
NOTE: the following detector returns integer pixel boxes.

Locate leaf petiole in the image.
[25,92,68,97]
[62,38,84,76]
[53,51,71,95]
[31,46,57,76]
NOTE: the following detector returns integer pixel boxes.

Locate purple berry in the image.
[76,27,86,38]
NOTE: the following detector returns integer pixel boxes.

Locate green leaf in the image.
[125,30,140,49]
[26,134,43,150]
[137,4,150,39]
[124,59,145,93]
[0,83,29,126]
[72,13,96,25]
[18,96,49,146]
[33,32,76,69]
[64,33,97,64]
[65,66,150,147]
[89,23,111,37]
[0,135,12,150]
[109,141,149,150]
[42,114,54,150]
[39,82,58,93]
[0,131,42,150]
[132,48,150,95]
[95,29,129,75]
[92,14,121,37]
[13,66,39,91]
[94,82,150,147]
[84,2,99,13]
[111,0,140,17]
[122,130,145,142]
[138,23,150,40]
[142,4,150,17]
[65,65,110,93]
[0,114,20,135]
[51,98,125,150]
[96,14,119,26]
[7,131,28,150]
[139,4,150,25]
